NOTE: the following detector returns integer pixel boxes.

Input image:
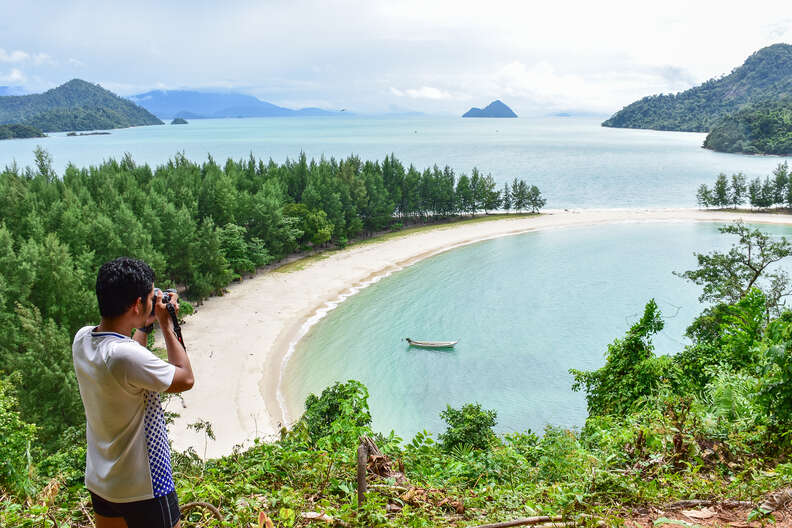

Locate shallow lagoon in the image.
[283,221,792,440]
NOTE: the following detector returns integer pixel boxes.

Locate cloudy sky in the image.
[1,0,791,115]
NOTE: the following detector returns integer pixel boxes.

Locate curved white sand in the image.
[166,208,792,458]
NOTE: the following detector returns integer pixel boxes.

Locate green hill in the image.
[602,43,792,132]
[703,97,792,154]
[0,123,44,139]
[0,79,163,132]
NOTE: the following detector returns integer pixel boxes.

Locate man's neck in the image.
[95,317,135,337]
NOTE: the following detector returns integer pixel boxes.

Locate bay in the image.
[0,116,789,208]
[283,222,792,440]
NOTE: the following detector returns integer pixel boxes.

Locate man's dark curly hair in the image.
[96,257,155,318]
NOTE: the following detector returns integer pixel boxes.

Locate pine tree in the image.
[730,173,747,208]
[481,174,500,214]
[713,173,729,208]
[502,182,512,212]
[527,185,546,213]
[773,162,789,205]
[749,177,762,208]
[456,174,474,215]
[696,184,712,208]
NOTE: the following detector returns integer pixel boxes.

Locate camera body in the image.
[150,288,177,316]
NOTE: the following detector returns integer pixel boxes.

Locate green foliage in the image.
[704,97,792,155]
[0,79,162,132]
[759,337,792,430]
[603,44,792,132]
[692,368,764,444]
[301,380,372,446]
[675,221,792,314]
[0,377,37,497]
[570,300,669,417]
[438,403,498,451]
[0,123,44,139]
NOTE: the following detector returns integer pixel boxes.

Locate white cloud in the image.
[391,86,468,101]
[0,68,26,83]
[0,49,30,63]
[33,52,53,65]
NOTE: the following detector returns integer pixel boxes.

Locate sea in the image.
[3,115,792,439]
[1,115,789,209]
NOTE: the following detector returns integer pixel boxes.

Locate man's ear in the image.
[132,296,144,316]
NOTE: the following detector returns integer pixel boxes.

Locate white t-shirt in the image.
[72,326,176,503]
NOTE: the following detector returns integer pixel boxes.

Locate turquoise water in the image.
[283,222,792,440]
[1,116,789,208]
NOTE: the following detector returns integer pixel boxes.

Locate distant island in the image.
[128,89,341,119]
[0,123,45,139]
[171,117,188,125]
[0,79,162,134]
[66,131,111,137]
[462,100,517,118]
[602,43,792,133]
[703,97,792,155]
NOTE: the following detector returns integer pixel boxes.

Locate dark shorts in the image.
[90,490,180,528]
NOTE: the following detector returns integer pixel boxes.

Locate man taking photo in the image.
[73,257,194,528]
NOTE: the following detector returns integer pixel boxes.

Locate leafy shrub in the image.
[759,342,792,431]
[438,402,497,451]
[301,380,371,446]
[0,377,38,497]
[570,300,672,417]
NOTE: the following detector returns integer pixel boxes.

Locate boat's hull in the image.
[406,339,458,349]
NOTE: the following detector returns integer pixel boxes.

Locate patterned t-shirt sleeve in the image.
[109,342,176,393]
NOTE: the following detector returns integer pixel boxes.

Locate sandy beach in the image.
[166,208,792,458]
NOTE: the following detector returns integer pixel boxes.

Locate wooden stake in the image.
[356,437,369,506]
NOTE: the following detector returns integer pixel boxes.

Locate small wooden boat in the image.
[405,338,458,349]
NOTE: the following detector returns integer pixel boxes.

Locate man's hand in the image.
[155,290,193,393]
[154,290,180,329]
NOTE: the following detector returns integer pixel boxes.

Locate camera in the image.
[150,288,177,316]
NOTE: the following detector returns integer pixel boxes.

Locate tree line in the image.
[696,162,790,209]
[0,148,543,454]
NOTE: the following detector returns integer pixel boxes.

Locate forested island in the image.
[603,43,792,133]
[462,100,517,118]
[0,78,162,133]
[171,117,188,124]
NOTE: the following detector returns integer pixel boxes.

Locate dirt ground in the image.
[623,504,792,527]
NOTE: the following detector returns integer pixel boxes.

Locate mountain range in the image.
[128,90,341,119]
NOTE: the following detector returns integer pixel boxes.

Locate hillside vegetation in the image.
[603,43,792,132]
[703,97,792,155]
[0,79,162,132]
[0,123,44,139]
